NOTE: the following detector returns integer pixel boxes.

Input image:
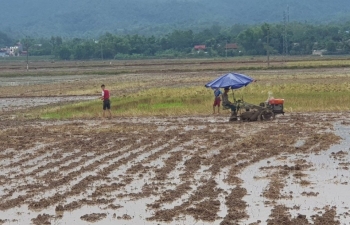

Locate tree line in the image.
[2,21,350,60]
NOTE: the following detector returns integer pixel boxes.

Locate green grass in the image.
[38,87,210,119]
[138,102,184,110]
[237,82,350,112]
[30,69,350,119]
[40,101,101,119]
[36,81,350,119]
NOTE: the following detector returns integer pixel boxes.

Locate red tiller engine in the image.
[267,98,285,115]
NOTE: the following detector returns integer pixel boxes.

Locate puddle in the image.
[0,96,96,112]
[0,75,97,87]
[294,139,306,148]
[239,122,350,224]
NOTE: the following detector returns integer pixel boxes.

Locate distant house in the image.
[312,50,326,56]
[16,42,23,52]
[225,43,238,50]
[194,45,206,51]
[9,46,19,56]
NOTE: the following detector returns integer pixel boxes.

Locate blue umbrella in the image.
[205,72,254,89]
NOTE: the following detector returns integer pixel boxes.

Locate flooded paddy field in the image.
[0,113,349,225]
[0,96,96,113]
[1,61,350,224]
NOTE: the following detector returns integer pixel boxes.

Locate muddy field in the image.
[1,62,350,225]
[0,113,349,225]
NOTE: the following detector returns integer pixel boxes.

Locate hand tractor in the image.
[225,98,285,122]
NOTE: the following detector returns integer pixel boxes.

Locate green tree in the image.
[237,27,265,55]
[166,30,194,51]
[73,41,96,60]
[58,46,71,60]
[0,31,14,47]
[326,41,337,52]
[50,36,63,54]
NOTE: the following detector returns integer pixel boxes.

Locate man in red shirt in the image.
[213,88,222,114]
[100,84,112,119]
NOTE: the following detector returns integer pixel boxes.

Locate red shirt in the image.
[102,89,110,100]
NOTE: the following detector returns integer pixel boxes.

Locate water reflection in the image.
[0,96,96,112]
[240,122,350,224]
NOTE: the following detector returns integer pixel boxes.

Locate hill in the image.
[1,0,350,38]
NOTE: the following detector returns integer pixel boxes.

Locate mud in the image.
[0,113,349,224]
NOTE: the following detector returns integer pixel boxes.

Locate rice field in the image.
[1,57,350,225]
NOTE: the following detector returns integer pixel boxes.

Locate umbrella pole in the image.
[231,89,242,116]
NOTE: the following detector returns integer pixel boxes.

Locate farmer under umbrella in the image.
[222,87,238,120]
